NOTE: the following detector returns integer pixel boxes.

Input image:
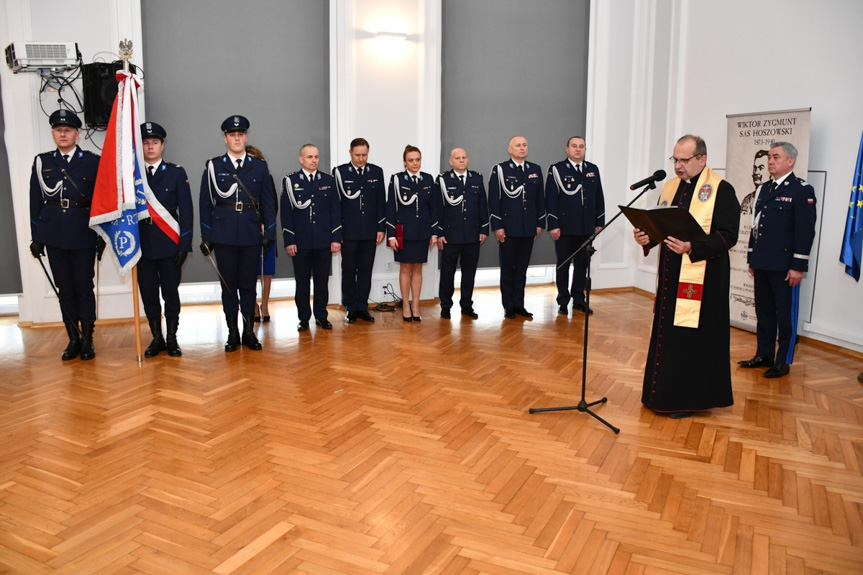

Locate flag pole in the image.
[119,39,144,364]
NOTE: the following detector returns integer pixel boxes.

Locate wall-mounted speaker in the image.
[81,62,137,128]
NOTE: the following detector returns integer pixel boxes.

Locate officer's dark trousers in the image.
[47,245,96,324]
[498,236,533,311]
[341,238,376,312]
[214,244,258,318]
[294,247,331,321]
[555,234,590,306]
[753,268,799,364]
[439,241,481,311]
[137,256,182,321]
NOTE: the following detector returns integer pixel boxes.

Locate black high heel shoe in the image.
[412,303,421,322]
[403,302,413,322]
[253,303,262,323]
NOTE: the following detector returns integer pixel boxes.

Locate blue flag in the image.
[840,130,863,281]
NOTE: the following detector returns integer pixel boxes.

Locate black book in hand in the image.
[620,205,709,244]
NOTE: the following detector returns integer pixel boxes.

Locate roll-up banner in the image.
[725,108,811,331]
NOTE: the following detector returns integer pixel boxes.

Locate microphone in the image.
[629,170,666,190]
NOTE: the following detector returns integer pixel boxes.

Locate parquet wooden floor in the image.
[1,285,862,574]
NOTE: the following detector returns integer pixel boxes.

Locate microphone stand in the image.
[529,180,658,434]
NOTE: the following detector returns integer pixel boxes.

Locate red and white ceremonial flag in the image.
[89,70,179,274]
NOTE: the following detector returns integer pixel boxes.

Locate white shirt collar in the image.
[771,172,792,187]
[227,152,247,165]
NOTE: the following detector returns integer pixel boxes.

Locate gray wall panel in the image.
[141,0,328,281]
[0,91,23,294]
[440,0,590,267]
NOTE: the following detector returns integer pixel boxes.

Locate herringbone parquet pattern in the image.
[1,286,862,574]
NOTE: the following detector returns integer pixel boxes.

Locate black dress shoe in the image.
[345,311,357,324]
[297,320,309,332]
[573,303,593,315]
[515,307,533,318]
[403,315,413,323]
[669,411,694,419]
[504,309,516,319]
[461,307,478,319]
[357,311,375,322]
[738,355,773,368]
[558,305,568,316]
[315,318,332,330]
[441,309,451,319]
[764,363,790,378]
[412,315,422,322]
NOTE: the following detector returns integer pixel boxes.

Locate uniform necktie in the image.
[412,175,418,185]
[459,174,465,186]
[358,166,363,176]
[63,154,70,163]
[576,164,582,173]
[236,159,242,170]
[517,164,524,176]
[148,165,154,177]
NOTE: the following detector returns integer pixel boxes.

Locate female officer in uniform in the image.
[386,145,438,322]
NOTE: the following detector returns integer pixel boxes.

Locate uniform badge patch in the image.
[698,183,713,202]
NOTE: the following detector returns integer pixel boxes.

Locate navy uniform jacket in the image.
[281,171,343,250]
[435,169,490,244]
[199,154,276,246]
[747,172,817,272]
[141,161,194,259]
[30,147,100,250]
[333,163,386,241]
[545,160,605,235]
[488,160,545,236]
[386,171,439,241]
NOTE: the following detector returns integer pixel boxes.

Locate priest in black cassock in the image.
[633,135,740,419]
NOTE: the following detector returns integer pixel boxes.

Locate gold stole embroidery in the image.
[657,167,722,328]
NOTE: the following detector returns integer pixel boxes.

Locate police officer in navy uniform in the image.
[488,136,545,319]
[546,136,605,316]
[282,144,342,331]
[29,110,103,361]
[436,147,489,320]
[138,122,193,357]
[739,141,817,378]
[333,137,385,324]
[200,115,276,351]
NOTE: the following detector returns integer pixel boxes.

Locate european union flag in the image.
[840,130,863,281]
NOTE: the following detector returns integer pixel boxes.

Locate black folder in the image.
[619,205,709,243]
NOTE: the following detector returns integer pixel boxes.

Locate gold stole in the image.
[657,167,722,328]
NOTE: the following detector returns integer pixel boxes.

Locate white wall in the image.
[1,0,143,323]
[330,0,441,303]
[6,0,862,354]
[678,0,863,352]
[593,0,863,353]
